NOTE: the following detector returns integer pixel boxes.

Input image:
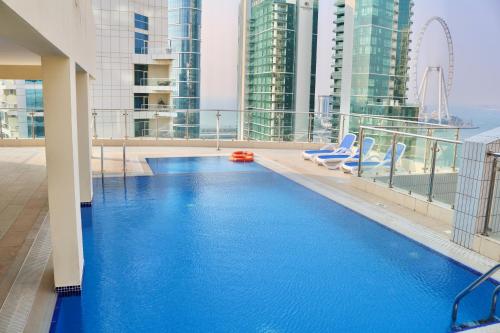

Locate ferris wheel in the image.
[413,17,454,123]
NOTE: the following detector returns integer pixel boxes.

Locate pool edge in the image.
[254,155,500,282]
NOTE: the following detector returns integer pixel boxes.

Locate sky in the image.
[200,0,500,114]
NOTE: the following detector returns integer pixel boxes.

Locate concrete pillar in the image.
[293,0,314,141]
[76,71,93,205]
[42,56,84,293]
[452,127,500,259]
[339,0,356,141]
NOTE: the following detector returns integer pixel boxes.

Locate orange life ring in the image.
[229,151,254,162]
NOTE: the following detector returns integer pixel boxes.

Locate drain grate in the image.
[0,216,51,333]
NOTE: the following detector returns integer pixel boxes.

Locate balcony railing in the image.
[149,47,174,60]
[138,78,175,87]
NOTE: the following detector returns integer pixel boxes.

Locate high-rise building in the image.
[331,0,418,138]
[91,0,201,139]
[168,0,202,138]
[238,0,318,141]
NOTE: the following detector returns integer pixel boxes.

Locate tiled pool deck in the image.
[0,146,499,332]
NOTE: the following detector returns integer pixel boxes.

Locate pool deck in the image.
[0,146,499,333]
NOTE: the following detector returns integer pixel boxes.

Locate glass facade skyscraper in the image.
[332,0,418,121]
[238,0,318,141]
[168,0,202,138]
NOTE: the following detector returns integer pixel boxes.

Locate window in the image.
[26,89,43,109]
[135,32,148,54]
[134,13,149,30]
[134,64,148,86]
[134,93,149,110]
[134,119,149,137]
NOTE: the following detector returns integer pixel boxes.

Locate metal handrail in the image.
[337,112,453,128]
[489,285,500,321]
[451,263,500,330]
[1,108,470,149]
[358,126,463,144]
[483,152,500,235]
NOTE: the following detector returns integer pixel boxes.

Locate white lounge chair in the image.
[302,133,356,160]
[315,137,375,169]
[341,142,407,174]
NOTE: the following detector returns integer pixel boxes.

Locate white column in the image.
[76,71,93,204]
[339,0,356,141]
[42,56,84,291]
[294,0,314,141]
[452,127,500,251]
[237,0,251,140]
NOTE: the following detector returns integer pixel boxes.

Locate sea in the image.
[450,105,500,139]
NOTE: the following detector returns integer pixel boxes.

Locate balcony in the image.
[134,78,175,93]
[133,47,175,64]
[150,47,175,61]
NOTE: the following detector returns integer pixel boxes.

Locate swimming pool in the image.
[51,156,498,332]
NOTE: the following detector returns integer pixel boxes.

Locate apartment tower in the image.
[168,0,202,138]
[92,0,201,139]
[331,0,418,138]
[238,0,318,141]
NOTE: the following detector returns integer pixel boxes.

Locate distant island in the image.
[419,111,475,128]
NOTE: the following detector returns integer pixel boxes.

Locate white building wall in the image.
[92,0,171,139]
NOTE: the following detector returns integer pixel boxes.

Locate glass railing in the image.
[138,78,175,87]
[1,108,468,145]
[1,107,469,207]
[0,108,45,139]
[357,126,462,207]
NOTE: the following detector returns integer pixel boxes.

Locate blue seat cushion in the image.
[304,149,334,155]
[317,154,350,160]
[344,161,380,168]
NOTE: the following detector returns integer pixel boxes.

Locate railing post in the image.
[388,133,398,188]
[30,111,35,139]
[246,110,251,140]
[452,128,460,171]
[357,127,365,178]
[216,110,221,151]
[423,128,433,172]
[428,140,439,202]
[483,154,498,235]
[184,110,189,140]
[308,112,313,143]
[155,111,159,140]
[0,112,4,139]
[340,113,346,144]
[278,112,283,142]
[123,110,128,140]
[100,144,104,176]
[122,143,126,176]
[92,111,98,139]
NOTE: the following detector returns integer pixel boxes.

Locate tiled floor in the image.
[0,148,48,306]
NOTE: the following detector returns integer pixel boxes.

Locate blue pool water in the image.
[51,157,498,332]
